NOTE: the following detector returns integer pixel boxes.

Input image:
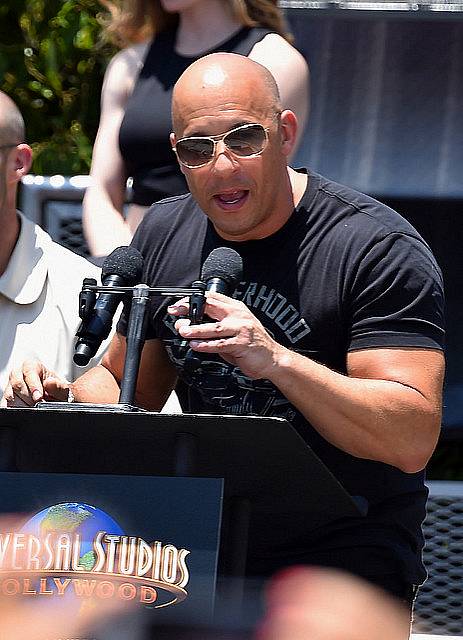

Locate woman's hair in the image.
[99,0,293,48]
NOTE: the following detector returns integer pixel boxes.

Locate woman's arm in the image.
[249,33,310,156]
[82,43,148,257]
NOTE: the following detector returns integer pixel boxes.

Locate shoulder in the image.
[303,172,441,278]
[25,219,100,278]
[24,226,101,311]
[146,192,201,220]
[47,241,101,284]
[313,172,425,241]
[133,193,205,248]
[248,33,308,79]
[103,40,151,98]
[130,194,207,287]
[107,41,150,75]
[248,33,309,129]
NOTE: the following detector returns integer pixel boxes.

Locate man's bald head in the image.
[0,91,25,147]
[172,53,282,134]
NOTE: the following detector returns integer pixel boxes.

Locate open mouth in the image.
[213,190,249,210]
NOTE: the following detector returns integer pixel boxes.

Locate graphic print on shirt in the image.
[163,281,311,418]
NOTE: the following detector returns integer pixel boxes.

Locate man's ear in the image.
[279,110,298,158]
[10,143,33,183]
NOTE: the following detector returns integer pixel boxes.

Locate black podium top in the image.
[0,407,360,533]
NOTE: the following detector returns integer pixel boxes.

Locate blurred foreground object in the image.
[258,566,411,640]
[0,514,127,640]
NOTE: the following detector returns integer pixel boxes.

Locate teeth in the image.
[218,191,243,204]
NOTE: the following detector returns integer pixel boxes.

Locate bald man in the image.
[0,91,109,395]
[2,55,444,606]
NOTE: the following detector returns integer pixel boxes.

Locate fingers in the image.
[167,296,190,317]
[0,360,69,407]
[19,360,47,403]
[202,292,244,321]
[172,293,249,335]
[171,292,247,349]
[173,295,262,358]
[168,291,240,322]
[176,321,243,353]
[1,362,42,407]
[42,375,71,402]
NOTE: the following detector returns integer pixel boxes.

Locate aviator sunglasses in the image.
[172,123,270,169]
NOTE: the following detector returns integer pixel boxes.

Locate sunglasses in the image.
[173,123,270,169]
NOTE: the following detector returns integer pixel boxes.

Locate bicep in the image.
[102,333,177,410]
[347,347,445,408]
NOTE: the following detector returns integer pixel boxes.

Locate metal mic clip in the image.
[184,280,206,374]
[189,280,206,325]
[78,278,97,321]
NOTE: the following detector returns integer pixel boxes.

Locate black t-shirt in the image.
[118,170,445,583]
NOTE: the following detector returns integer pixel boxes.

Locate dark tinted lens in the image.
[224,124,267,156]
[176,137,214,166]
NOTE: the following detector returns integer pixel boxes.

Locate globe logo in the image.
[20,502,124,571]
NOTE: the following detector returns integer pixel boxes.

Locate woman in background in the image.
[83,0,309,258]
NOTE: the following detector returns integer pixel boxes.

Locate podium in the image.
[0,406,362,633]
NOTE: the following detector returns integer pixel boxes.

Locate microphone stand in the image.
[119,284,150,406]
[37,281,206,414]
[81,281,206,409]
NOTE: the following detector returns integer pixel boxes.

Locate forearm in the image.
[71,363,121,404]
[82,186,132,257]
[267,348,441,472]
[72,336,179,411]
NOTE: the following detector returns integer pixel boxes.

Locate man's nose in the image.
[212,140,239,171]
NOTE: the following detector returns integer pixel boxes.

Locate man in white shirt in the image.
[0,91,105,396]
[0,91,181,412]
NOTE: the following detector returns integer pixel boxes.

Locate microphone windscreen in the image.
[201,247,243,289]
[102,246,144,285]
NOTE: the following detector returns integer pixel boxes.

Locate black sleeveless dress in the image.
[118,26,274,206]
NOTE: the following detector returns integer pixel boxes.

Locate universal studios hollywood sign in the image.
[0,503,191,608]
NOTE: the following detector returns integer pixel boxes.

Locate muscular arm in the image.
[267,345,444,473]
[82,44,148,257]
[72,332,178,411]
[248,33,310,156]
[173,293,444,473]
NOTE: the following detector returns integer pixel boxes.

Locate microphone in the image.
[73,246,144,366]
[201,247,243,296]
[184,248,243,375]
[189,247,243,324]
